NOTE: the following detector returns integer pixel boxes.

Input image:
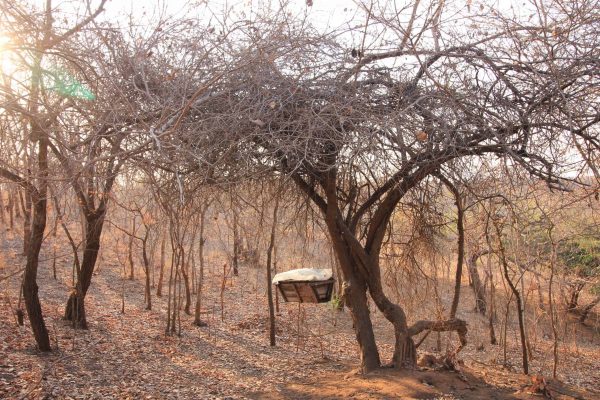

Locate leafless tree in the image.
[168,0,600,371]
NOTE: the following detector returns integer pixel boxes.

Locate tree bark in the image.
[142,229,151,310]
[22,191,51,351]
[324,212,381,371]
[157,232,166,297]
[232,211,240,276]
[21,188,31,255]
[0,187,5,224]
[8,191,14,230]
[467,251,488,315]
[266,193,280,346]
[343,274,382,372]
[194,204,208,326]
[22,142,51,350]
[180,244,192,315]
[128,217,135,280]
[64,211,105,328]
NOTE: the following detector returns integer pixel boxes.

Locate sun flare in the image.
[0,33,17,75]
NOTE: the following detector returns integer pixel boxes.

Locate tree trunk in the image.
[142,230,151,310]
[232,212,240,276]
[21,188,31,255]
[0,188,5,224]
[166,247,175,335]
[266,194,280,346]
[64,211,105,328]
[326,215,381,371]
[467,251,488,314]
[180,245,192,315]
[128,217,135,280]
[193,239,206,326]
[449,193,464,319]
[157,233,166,297]
[22,117,51,350]
[8,191,14,230]
[366,269,417,368]
[194,204,208,326]
[22,194,51,351]
[344,274,382,371]
[13,190,21,218]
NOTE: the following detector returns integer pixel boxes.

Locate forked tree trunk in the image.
[325,215,381,371]
[365,266,417,368]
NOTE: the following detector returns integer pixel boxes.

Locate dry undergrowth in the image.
[1,229,599,399]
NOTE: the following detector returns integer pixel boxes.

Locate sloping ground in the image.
[1,229,599,399]
[274,366,595,400]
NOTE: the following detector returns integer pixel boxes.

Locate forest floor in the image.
[1,229,599,400]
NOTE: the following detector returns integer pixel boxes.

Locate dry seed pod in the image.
[416,131,428,142]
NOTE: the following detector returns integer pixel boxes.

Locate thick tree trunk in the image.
[365,269,417,368]
[322,176,382,372]
[343,275,381,372]
[64,212,105,328]
[23,189,51,351]
[21,111,52,350]
[327,221,380,371]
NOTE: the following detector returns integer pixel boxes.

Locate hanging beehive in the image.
[272,268,334,303]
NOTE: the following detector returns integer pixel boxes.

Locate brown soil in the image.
[263,366,595,400]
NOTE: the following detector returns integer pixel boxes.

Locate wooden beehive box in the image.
[275,278,334,303]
